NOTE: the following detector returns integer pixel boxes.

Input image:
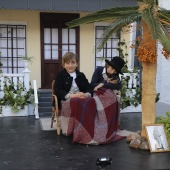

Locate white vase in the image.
[2,106,28,117]
[23,60,30,71]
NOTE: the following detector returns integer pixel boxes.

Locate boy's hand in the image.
[107,78,117,84]
[77,92,88,98]
[70,92,89,99]
[94,83,104,91]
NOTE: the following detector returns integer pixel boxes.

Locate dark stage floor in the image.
[0,113,170,170]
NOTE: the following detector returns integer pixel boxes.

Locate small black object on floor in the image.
[0,112,170,170]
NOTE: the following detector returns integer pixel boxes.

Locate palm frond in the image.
[142,8,158,39]
[157,26,170,54]
[158,10,170,22]
[159,20,170,37]
[66,7,138,28]
[157,10,170,37]
[94,6,138,15]
[160,19,170,30]
[97,13,142,50]
[142,8,170,53]
[144,0,157,4]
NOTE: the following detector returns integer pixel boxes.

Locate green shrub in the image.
[156,112,170,147]
[0,77,34,113]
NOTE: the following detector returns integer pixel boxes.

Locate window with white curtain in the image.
[0,25,26,73]
[95,26,120,67]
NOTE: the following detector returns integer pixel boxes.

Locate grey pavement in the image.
[1,113,170,170]
[156,101,170,117]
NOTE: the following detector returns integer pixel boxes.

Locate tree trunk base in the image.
[141,62,157,137]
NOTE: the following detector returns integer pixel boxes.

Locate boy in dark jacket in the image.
[54,52,92,108]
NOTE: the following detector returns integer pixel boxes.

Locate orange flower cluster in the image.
[161,47,170,59]
[136,41,157,63]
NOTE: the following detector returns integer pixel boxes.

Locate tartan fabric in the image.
[59,88,123,144]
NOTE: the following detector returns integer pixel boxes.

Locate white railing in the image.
[120,70,142,113]
[0,71,30,98]
[0,69,40,118]
[122,72,139,88]
[0,68,141,115]
[33,80,39,119]
[121,70,140,95]
[0,70,29,98]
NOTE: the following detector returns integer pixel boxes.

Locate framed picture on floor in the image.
[145,124,170,153]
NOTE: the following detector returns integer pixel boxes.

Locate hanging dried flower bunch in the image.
[136,39,157,63]
[131,36,170,62]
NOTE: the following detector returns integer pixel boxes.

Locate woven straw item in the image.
[141,20,157,137]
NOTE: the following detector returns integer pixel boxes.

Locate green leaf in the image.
[158,31,170,54]
[66,7,138,28]
[97,13,141,50]
[1,77,34,113]
[166,112,170,117]
[158,9,170,22]
[142,8,158,39]
[142,8,170,54]
[11,107,19,113]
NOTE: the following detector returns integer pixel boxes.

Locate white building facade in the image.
[156,0,170,104]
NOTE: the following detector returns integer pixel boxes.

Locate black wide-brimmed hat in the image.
[105,57,125,75]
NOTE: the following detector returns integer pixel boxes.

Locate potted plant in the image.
[21,56,34,71]
[0,77,34,116]
[22,56,34,63]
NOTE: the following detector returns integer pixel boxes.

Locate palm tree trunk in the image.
[141,20,157,137]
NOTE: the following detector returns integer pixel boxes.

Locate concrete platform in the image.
[121,101,170,116]
[156,101,170,116]
[0,112,170,170]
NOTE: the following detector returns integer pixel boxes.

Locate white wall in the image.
[159,0,170,8]
[156,0,170,104]
[156,44,170,104]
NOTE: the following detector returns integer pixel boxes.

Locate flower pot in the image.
[28,104,35,115]
[121,104,141,113]
[2,106,28,117]
[23,60,30,71]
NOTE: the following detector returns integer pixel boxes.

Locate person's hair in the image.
[105,63,116,71]
[62,52,78,65]
[105,63,118,78]
[105,63,109,69]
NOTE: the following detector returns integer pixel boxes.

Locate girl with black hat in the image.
[89,56,125,143]
[91,56,125,91]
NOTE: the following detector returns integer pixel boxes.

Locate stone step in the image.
[38,107,52,113]
[38,91,51,99]
[38,112,52,117]
[38,97,51,102]
[38,102,52,107]
[38,90,52,117]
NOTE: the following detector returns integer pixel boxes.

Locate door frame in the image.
[40,12,80,88]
